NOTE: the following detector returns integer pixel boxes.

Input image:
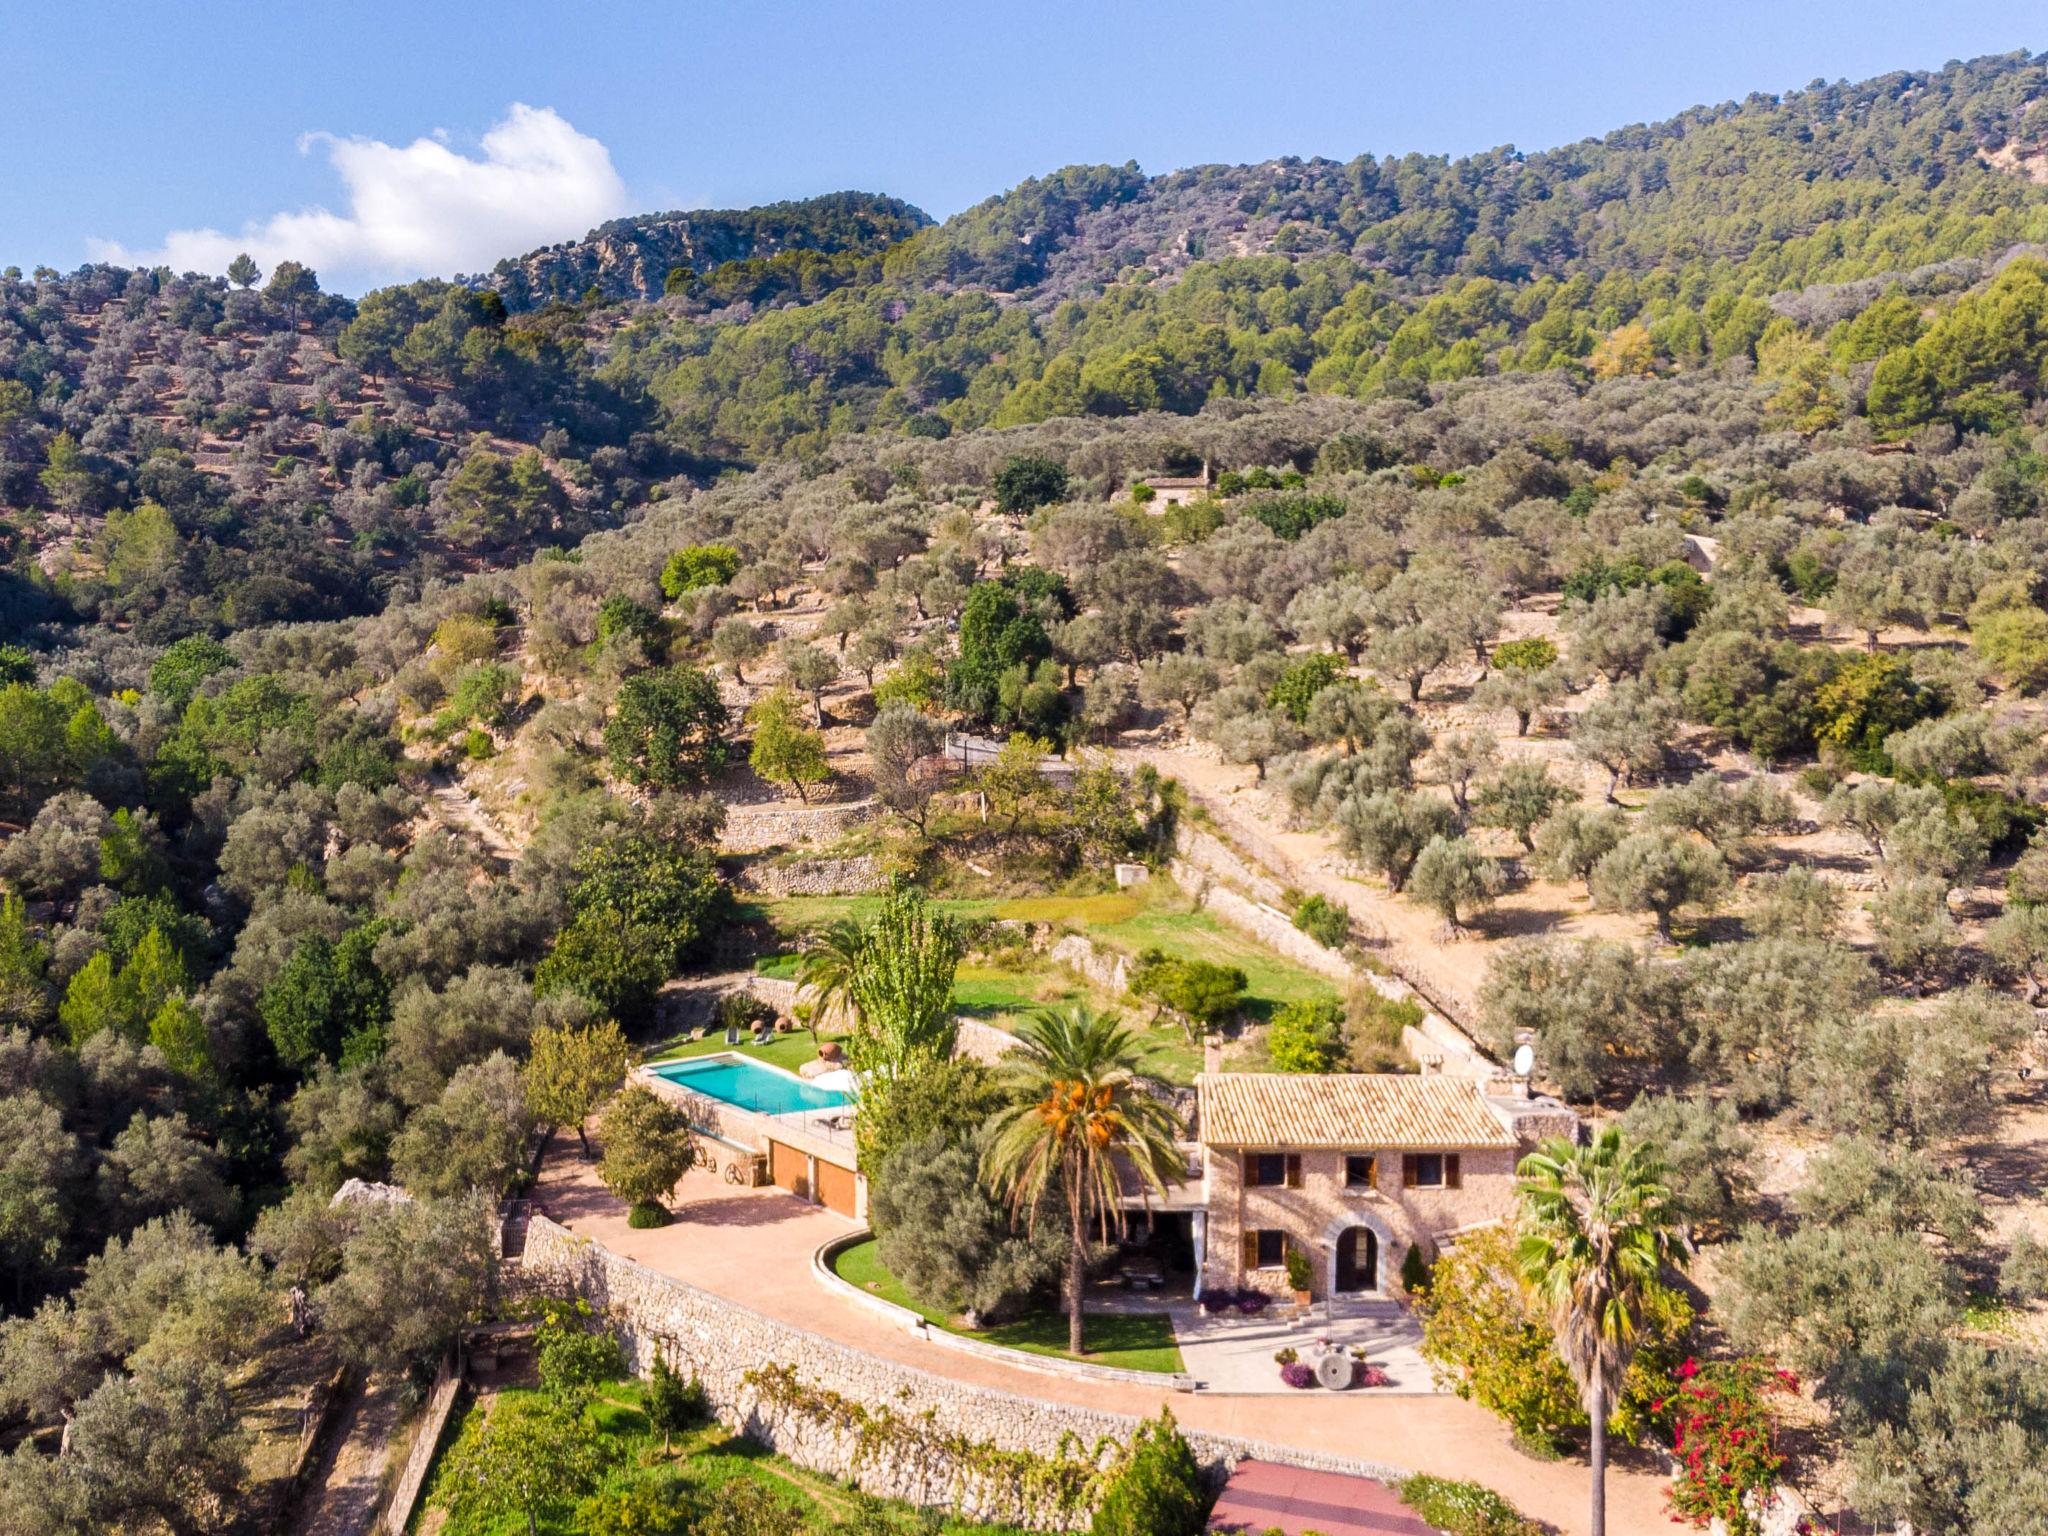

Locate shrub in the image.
[1235,1291,1268,1316]
[627,1200,669,1228]
[1267,652,1346,722]
[1397,1474,1544,1536]
[993,454,1069,515]
[534,1299,626,1397]
[462,727,494,761]
[1280,1361,1316,1389]
[1285,1248,1312,1293]
[1418,1227,1692,1453]
[661,542,741,598]
[1090,1409,1208,1536]
[1400,1240,1433,1296]
[1662,1359,1792,1536]
[645,1351,711,1451]
[1356,1362,1392,1388]
[1273,1347,1299,1365]
[1267,997,1346,1073]
[1292,893,1350,948]
[1492,637,1558,673]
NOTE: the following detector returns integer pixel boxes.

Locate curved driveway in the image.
[533,1147,1676,1536]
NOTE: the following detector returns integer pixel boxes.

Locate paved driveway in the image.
[531,1143,1676,1536]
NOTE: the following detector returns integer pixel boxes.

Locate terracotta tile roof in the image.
[1197,1072,1515,1150]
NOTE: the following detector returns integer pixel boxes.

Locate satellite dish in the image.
[1512,1044,1535,1077]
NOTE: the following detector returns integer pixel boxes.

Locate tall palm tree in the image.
[981,1006,1187,1356]
[1516,1127,1686,1536]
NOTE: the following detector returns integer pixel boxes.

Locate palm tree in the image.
[795,917,865,1038]
[1516,1127,1686,1536]
[981,1006,1187,1356]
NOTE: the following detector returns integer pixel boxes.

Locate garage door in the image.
[768,1141,810,1200]
[815,1158,859,1218]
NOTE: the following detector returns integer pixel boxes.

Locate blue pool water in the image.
[649,1056,848,1116]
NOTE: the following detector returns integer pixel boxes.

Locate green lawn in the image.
[644,1028,836,1072]
[418,1378,1026,1534]
[831,1237,1184,1374]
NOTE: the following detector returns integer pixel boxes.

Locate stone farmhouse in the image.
[1188,1072,1577,1299]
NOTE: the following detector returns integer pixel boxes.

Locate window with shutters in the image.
[1404,1153,1445,1188]
[1248,1152,1289,1187]
[1254,1229,1285,1269]
[1345,1153,1377,1188]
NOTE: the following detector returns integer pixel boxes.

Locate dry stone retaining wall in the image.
[1169,863,1355,986]
[720,800,875,854]
[521,1216,1407,1529]
[734,854,891,896]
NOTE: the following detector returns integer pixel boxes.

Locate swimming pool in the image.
[648,1055,849,1117]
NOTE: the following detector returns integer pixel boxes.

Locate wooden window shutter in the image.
[1285,1154,1302,1188]
[1241,1151,1254,1183]
[1445,1154,1462,1189]
[1402,1155,1418,1189]
[1241,1231,1258,1272]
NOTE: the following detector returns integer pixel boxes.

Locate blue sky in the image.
[2,0,2040,292]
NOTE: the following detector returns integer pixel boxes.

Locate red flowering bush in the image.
[1658,1358,1792,1536]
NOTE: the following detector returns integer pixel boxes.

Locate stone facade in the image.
[1201,1141,1521,1299]
[520,1216,1408,1530]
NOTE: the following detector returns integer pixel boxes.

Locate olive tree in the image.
[1589,830,1730,943]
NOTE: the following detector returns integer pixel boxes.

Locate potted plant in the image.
[1285,1247,1313,1306]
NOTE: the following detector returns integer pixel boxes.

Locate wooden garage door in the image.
[815,1157,858,1218]
[768,1141,809,1200]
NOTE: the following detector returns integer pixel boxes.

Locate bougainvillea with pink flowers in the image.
[1659,1358,1795,1535]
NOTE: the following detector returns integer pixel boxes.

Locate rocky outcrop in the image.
[480,193,931,308]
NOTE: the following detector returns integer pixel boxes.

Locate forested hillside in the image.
[3,47,2048,1533]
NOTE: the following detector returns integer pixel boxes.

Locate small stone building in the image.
[1193,1072,1575,1299]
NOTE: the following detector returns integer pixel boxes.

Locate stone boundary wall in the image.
[379,1351,463,1535]
[734,854,891,896]
[1170,864,1356,986]
[812,1232,1196,1391]
[720,800,875,854]
[521,1216,1408,1529]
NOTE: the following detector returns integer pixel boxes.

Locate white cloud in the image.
[89,104,630,291]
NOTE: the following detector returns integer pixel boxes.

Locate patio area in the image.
[1159,1295,1430,1394]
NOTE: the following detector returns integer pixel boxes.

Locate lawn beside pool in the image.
[645,1029,835,1072]
[830,1237,1184,1375]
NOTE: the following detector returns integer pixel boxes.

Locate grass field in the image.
[737,880,1341,1084]
[831,1237,1184,1374]
[419,1378,1027,1534]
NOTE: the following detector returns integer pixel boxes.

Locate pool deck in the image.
[634,1058,859,1167]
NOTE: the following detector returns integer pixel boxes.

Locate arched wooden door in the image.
[1335,1226,1378,1293]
